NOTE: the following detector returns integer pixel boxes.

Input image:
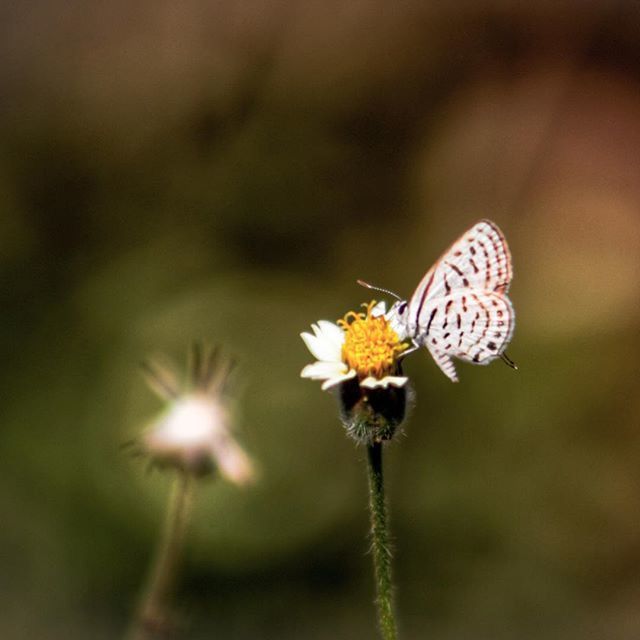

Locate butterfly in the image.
[361,219,516,382]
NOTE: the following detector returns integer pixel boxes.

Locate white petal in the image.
[316,320,345,349]
[212,438,255,486]
[300,330,341,362]
[370,301,387,317]
[300,361,347,380]
[360,375,409,389]
[321,369,356,390]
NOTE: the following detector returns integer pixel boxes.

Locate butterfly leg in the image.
[401,340,421,357]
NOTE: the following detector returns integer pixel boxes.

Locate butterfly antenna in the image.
[501,352,518,370]
[356,279,402,301]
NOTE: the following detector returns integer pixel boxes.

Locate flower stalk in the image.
[366,441,398,640]
[301,302,408,637]
[128,472,194,640]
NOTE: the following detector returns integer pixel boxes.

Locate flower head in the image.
[137,344,254,484]
[301,302,411,444]
[301,301,409,391]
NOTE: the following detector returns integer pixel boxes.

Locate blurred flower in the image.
[139,345,254,484]
[301,302,411,444]
[300,301,409,391]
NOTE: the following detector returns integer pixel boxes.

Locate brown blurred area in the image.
[2,2,640,639]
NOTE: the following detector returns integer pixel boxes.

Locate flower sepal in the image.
[339,371,409,445]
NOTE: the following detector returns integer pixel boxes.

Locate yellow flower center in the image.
[338,301,408,379]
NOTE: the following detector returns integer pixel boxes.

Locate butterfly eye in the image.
[397,301,407,315]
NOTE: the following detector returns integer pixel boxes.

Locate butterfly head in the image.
[386,299,410,341]
[356,280,411,341]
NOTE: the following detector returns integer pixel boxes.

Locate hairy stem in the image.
[128,473,194,640]
[367,442,398,640]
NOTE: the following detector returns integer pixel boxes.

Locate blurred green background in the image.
[3,2,640,638]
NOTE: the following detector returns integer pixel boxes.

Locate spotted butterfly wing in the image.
[402,220,515,382]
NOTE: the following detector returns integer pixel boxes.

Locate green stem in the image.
[366,442,398,640]
[128,473,194,640]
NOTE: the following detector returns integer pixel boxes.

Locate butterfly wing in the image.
[419,291,515,382]
[405,220,515,381]
[406,220,512,332]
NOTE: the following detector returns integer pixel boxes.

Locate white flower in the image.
[300,301,409,391]
[144,394,253,484]
[139,345,254,485]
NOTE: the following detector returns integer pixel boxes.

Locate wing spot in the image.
[469,258,479,274]
[443,332,450,339]
[495,282,507,294]
[486,234,505,284]
[447,262,463,277]
[457,314,462,329]
[426,307,437,336]
[414,271,436,333]
[495,332,502,338]
[487,341,497,351]
[462,277,469,287]
[477,239,491,288]
[482,309,490,337]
